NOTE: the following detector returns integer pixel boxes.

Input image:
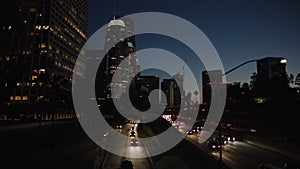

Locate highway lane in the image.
[187,133,300,169]
[102,123,153,169]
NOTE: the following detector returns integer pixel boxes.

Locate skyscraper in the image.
[202,70,222,105]
[254,57,288,99]
[98,16,139,99]
[161,73,183,108]
[130,75,159,111]
[257,57,287,81]
[0,0,89,120]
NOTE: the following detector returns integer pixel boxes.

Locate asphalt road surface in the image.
[187,133,300,169]
[102,124,153,169]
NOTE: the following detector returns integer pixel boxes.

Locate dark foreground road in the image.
[0,120,230,169]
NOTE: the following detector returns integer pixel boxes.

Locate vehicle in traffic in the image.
[222,134,236,142]
[207,140,221,150]
[102,132,109,137]
[130,138,138,146]
[116,125,123,129]
[186,130,193,135]
[129,133,136,138]
[192,126,200,133]
[213,137,228,145]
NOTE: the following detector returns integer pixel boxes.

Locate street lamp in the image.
[216,57,287,168]
[280,59,287,64]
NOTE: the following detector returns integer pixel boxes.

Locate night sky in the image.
[88,0,300,87]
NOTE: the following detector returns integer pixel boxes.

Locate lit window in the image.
[30,8,37,12]
[15,96,21,101]
[39,69,46,73]
[37,96,44,100]
[40,50,48,54]
[40,43,46,48]
[42,26,49,30]
[110,70,115,74]
[22,96,28,101]
[35,26,42,30]
[10,96,14,100]
[31,76,37,80]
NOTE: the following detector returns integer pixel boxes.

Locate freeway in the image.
[186,133,300,169]
[102,123,153,169]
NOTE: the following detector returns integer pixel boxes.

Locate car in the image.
[116,125,123,129]
[207,140,221,150]
[192,127,199,133]
[130,127,135,131]
[130,138,138,146]
[130,131,135,135]
[129,133,136,138]
[186,130,193,135]
[102,132,109,137]
[213,137,228,145]
[222,134,236,142]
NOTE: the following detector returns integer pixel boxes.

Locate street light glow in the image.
[280,59,287,64]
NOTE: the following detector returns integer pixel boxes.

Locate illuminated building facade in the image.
[99,16,139,99]
[0,0,89,120]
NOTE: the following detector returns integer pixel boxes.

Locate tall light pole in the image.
[217,57,287,168]
[224,59,258,75]
[218,58,258,168]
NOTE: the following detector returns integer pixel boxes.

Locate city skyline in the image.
[88,0,300,86]
[0,1,300,169]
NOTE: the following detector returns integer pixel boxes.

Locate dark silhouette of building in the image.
[161,73,183,109]
[202,70,222,105]
[0,0,89,121]
[254,57,288,101]
[257,57,287,82]
[129,75,159,111]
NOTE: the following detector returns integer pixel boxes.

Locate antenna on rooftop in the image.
[113,0,117,20]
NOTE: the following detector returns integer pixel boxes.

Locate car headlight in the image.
[212,145,216,148]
